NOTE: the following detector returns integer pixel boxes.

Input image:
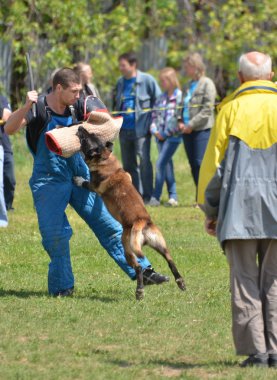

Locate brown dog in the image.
[74,126,185,299]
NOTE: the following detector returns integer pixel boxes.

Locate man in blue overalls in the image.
[5,68,169,296]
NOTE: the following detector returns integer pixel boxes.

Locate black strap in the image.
[43,96,77,124]
[234,85,277,98]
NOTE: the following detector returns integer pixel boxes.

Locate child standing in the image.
[148,68,182,207]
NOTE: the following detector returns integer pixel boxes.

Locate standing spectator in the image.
[148,68,182,207]
[179,53,216,197]
[0,95,16,210]
[198,51,277,368]
[0,98,9,227]
[0,133,7,227]
[73,62,100,98]
[113,52,161,203]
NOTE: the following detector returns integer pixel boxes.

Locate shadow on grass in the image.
[77,294,119,303]
[0,288,119,303]
[0,288,47,298]
[149,359,237,369]
[108,358,237,369]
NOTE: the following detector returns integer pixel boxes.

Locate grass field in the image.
[0,133,276,379]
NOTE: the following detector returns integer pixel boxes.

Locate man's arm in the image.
[2,108,11,122]
[0,95,11,122]
[148,75,161,107]
[4,91,38,135]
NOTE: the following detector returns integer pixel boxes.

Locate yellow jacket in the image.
[198,80,277,244]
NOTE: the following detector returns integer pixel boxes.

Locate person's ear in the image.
[56,84,62,92]
[269,71,275,80]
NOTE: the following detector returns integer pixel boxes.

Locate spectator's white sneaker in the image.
[165,198,178,207]
[148,197,160,206]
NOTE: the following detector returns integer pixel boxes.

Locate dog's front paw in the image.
[73,176,86,187]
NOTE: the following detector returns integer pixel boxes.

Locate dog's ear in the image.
[76,126,88,140]
[105,141,113,152]
[89,132,103,147]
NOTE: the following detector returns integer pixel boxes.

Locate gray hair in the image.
[239,53,272,80]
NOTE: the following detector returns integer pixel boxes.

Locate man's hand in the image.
[178,122,186,132]
[178,122,193,134]
[25,91,38,110]
[205,217,217,236]
[155,132,165,141]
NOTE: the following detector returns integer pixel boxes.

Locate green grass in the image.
[0,133,276,379]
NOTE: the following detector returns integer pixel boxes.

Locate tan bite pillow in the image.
[45,111,123,158]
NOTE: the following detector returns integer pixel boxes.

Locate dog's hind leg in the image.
[144,223,186,291]
[122,228,144,300]
[130,220,146,258]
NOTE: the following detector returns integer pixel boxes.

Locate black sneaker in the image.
[269,354,277,368]
[53,287,74,297]
[142,267,170,286]
[240,353,268,368]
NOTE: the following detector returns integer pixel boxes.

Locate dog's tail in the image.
[130,220,147,258]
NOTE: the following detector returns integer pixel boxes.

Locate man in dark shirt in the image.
[113,52,161,203]
[5,68,169,296]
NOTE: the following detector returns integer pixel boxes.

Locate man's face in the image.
[119,59,136,78]
[58,82,82,105]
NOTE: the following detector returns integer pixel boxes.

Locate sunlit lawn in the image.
[0,133,276,379]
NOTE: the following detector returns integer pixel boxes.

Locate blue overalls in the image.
[29,111,151,295]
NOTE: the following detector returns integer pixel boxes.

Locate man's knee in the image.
[41,229,72,256]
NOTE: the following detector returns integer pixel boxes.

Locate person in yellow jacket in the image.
[198,51,277,368]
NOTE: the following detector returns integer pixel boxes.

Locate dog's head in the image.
[76,126,113,161]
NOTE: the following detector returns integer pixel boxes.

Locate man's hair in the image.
[52,68,81,90]
[239,53,272,80]
[118,52,138,66]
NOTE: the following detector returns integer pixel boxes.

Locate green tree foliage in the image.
[0,0,276,105]
[170,0,277,97]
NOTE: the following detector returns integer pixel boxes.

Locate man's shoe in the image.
[164,198,178,207]
[53,287,74,297]
[269,354,277,368]
[143,267,170,286]
[147,197,160,207]
[240,353,268,368]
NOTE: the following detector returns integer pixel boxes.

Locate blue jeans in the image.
[119,132,153,201]
[0,146,8,227]
[153,139,180,201]
[3,151,16,210]
[182,129,210,187]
